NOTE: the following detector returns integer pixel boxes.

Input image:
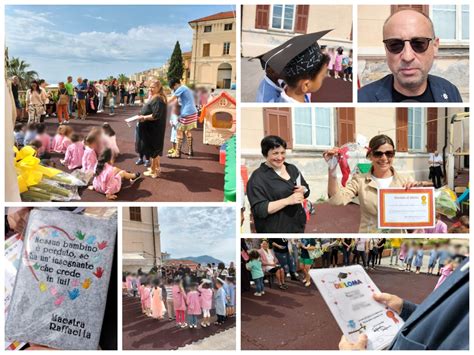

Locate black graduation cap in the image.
[252,29,332,77]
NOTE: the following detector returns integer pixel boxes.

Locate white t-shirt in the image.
[371,175,393,189]
[429,154,443,167]
[262,249,276,272]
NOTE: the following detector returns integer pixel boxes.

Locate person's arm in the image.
[168,95,177,105]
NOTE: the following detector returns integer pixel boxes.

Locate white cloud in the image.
[5,11,193,67]
[12,9,55,26]
[84,14,107,21]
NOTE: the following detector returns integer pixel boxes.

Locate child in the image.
[61,133,84,170]
[334,47,344,79]
[57,81,70,124]
[405,242,416,272]
[14,123,26,147]
[186,282,202,329]
[172,278,187,328]
[255,64,283,102]
[24,123,37,146]
[437,245,450,276]
[151,279,165,319]
[327,48,335,77]
[165,279,174,321]
[413,242,424,274]
[427,243,439,275]
[226,276,235,317]
[344,49,353,82]
[92,148,141,200]
[198,280,213,327]
[82,130,100,176]
[426,213,448,233]
[246,250,265,296]
[35,123,51,158]
[214,278,227,326]
[435,261,455,290]
[168,104,180,156]
[51,125,66,153]
[59,126,73,154]
[140,280,151,315]
[102,123,120,161]
[398,242,408,271]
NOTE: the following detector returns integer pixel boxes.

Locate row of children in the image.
[14,122,141,200]
[125,274,235,328]
[324,46,353,81]
[400,241,451,275]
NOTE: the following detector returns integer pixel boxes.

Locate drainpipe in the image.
[151,207,157,267]
[193,23,198,86]
[442,108,448,183]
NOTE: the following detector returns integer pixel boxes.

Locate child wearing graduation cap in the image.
[254,30,331,103]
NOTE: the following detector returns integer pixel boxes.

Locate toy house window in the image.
[212,111,233,129]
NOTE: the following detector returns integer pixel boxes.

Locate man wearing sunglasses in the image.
[359,9,462,102]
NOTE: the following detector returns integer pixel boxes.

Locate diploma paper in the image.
[125,115,140,127]
[378,188,435,229]
[309,265,404,350]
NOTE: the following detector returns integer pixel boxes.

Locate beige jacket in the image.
[328,170,413,233]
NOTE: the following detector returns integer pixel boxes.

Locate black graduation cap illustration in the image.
[252,29,332,78]
[338,272,348,280]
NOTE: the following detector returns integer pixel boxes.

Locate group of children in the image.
[14,121,140,200]
[125,273,235,329]
[325,46,353,82]
[399,241,451,275]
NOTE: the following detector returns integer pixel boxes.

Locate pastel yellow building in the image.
[188,11,236,89]
[122,207,161,273]
[241,107,469,201]
[241,5,353,57]
[358,5,469,101]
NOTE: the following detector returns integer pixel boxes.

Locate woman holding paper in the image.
[136,81,167,179]
[323,134,429,233]
[247,135,310,233]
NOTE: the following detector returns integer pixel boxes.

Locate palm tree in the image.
[7,56,38,90]
[117,73,129,84]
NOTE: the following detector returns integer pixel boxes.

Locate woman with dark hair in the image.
[323,134,430,232]
[247,135,310,233]
[26,80,46,123]
[136,80,167,178]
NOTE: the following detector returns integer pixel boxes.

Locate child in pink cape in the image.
[61,133,84,170]
[151,281,165,319]
[186,282,202,329]
[435,262,455,290]
[172,279,187,328]
[198,279,213,327]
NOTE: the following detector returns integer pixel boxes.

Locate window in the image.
[223,42,230,55]
[129,207,142,222]
[204,25,212,33]
[432,5,469,41]
[224,23,233,31]
[293,107,334,148]
[271,5,295,31]
[408,108,425,151]
[202,43,210,57]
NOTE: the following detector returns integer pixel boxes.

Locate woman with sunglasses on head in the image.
[323,134,431,233]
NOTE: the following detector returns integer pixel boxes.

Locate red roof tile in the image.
[189,11,235,24]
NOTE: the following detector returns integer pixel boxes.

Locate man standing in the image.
[75,77,87,120]
[389,238,402,266]
[428,150,444,188]
[359,9,462,102]
[65,76,75,116]
[168,78,198,159]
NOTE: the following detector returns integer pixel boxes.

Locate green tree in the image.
[117,73,129,84]
[167,41,184,84]
[7,55,39,90]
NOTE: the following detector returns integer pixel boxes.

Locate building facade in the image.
[358,4,470,101]
[122,207,161,273]
[242,107,469,201]
[188,11,236,89]
[241,5,353,57]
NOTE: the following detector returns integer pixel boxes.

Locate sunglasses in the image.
[383,37,434,54]
[372,150,395,159]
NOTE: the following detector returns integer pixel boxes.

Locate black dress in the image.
[247,162,310,233]
[136,96,167,158]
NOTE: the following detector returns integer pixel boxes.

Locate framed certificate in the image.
[310,265,404,350]
[378,187,435,229]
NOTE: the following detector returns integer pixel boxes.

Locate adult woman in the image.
[342,238,353,266]
[247,136,310,233]
[258,240,287,290]
[137,81,167,178]
[138,81,146,105]
[376,238,386,265]
[298,238,316,287]
[324,134,428,233]
[128,80,137,106]
[107,79,118,116]
[26,80,46,123]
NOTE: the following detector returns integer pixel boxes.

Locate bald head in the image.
[383,9,435,40]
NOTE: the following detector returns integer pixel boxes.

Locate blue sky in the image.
[158,207,235,263]
[5,5,235,83]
